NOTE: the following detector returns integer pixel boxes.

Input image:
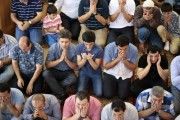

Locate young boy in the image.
[43,4,63,46]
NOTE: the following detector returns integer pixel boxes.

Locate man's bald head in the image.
[19,36,32,53]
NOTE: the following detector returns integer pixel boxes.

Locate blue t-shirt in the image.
[46,43,77,71]
[76,43,103,74]
[78,0,109,30]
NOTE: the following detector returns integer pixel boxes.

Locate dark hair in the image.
[47,4,57,14]
[111,99,126,112]
[82,31,96,43]
[33,117,45,120]
[115,35,129,47]
[75,91,90,101]
[0,83,10,93]
[147,45,161,53]
[161,2,173,12]
[0,29,3,38]
[59,29,72,39]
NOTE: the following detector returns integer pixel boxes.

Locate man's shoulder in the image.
[10,88,24,99]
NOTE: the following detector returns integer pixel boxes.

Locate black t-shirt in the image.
[138,54,168,81]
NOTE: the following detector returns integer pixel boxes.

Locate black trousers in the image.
[60,12,81,40]
[102,72,131,100]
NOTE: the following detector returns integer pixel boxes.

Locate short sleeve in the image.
[9,46,19,61]
[46,45,56,61]
[103,44,114,63]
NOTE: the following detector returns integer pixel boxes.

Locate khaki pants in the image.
[78,24,108,47]
[157,25,180,54]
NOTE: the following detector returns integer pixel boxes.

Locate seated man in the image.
[9,36,44,95]
[78,0,109,47]
[103,35,138,100]
[171,55,180,115]
[77,31,103,97]
[134,0,163,52]
[101,99,139,120]
[0,83,25,120]
[136,86,175,120]
[62,91,102,120]
[22,94,61,120]
[157,2,180,54]
[131,45,169,97]
[43,29,77,100]
[107,0,135,44]
[0,29,16,84]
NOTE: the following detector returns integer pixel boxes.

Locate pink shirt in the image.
[43,14,62,34]
[63,95,102,120]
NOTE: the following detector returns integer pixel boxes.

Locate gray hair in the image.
[151,86,164,97]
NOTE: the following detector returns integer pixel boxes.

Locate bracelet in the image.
[28,20,32,25]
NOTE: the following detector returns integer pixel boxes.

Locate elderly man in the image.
[43,29,77,100]
[78,0,109,47]
[9,36,44,95]
[10,0,43,43]
[101,99,139,120]
[22,94,61,120]
[103,35,138,100]
[0,29,16,84]
[62,91,102,120]
[0,83,25,120]
[134,0,163,52]
[136,86,175,120]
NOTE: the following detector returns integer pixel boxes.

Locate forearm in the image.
[95,14,107,26]
[110,10,120,22]
[137,65,151,80]
[45,59,62,69]
[1,57,12,65]
[10,13,21,24]
[29,67,42,84]
[30,12,43,24]
[157,65,169,81]
[158,110,174,120]
[7,104,21,117]
[123,60,136,71]
[78,11,92,23]
[122,9,133,23]
[77,59,87,68]
[88,59,99,70]
[12,61,22,79]
[65,58,77,70]
[103,58,120,70]
[139,108,155,118]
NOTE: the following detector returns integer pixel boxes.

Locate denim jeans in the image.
[44,33,59,46]
[78,70,102,97]
[15,27,42,44]
[138,27,163,49]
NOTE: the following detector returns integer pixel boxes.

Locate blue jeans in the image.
[44,33,59,46]
[15,27,42,44]
[138,27,163,49]
[78,71,102,97]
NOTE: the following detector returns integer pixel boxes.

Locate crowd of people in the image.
[0,0,179,119]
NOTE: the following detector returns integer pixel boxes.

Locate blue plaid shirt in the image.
[46,43,77,71]
[9,43,43,74]
[135,88,175,120]
[0,34,17,59]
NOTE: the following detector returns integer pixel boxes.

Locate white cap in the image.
[143,0,154,7]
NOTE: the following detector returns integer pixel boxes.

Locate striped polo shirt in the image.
[11,0,42,28]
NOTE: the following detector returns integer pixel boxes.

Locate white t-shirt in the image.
[101,102,139,120]
[109,0,135,28]
[55,0,81,19]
